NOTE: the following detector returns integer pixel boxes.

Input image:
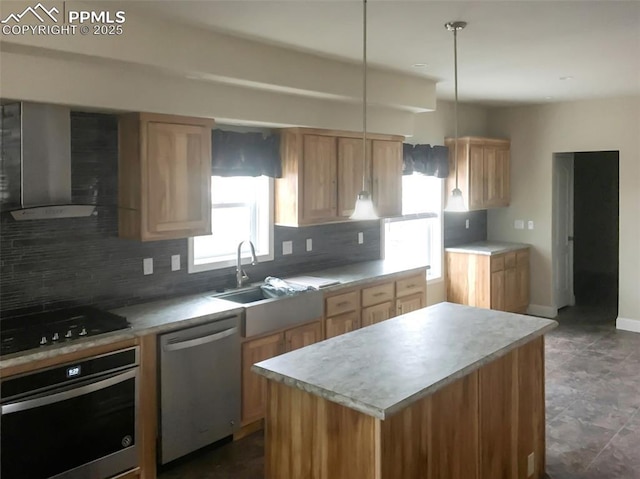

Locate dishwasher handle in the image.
[163,327,238,352]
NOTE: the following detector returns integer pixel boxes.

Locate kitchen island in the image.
[253,302,557,479]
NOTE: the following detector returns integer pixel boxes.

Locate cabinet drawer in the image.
[505,252,516,269]
[517,249,529,266]
[362,282,395,307]
[491,255,505,272]
[396,274,426,298]
[326,291,359,316]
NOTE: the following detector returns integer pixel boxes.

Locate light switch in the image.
[282,240,293,255]
[143,258,153,275]
[358,232,364,244]
[306,238,313,252]
[527,220,534,230]
[514,220,525,230]
[465,219,470,229]
[171,254,181,271]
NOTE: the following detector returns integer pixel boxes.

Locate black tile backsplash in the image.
[443,210,487,248]
[0,112,380,315]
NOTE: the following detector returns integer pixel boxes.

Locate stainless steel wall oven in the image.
[1,347,139,479]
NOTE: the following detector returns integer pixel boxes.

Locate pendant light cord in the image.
[362,0,367,192]
[453,25,459,191]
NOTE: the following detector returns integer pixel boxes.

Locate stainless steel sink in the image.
[218,287,271,304]
[215,286,323,337]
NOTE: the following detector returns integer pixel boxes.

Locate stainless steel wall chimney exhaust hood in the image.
[0,102,96,220]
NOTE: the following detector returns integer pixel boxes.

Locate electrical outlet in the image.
[306,238,313,252]
[282,240,293,255]
[527,452,535,476]
[143,258,153,275]
[514,219,525,230]
[465,218,470,229]
[358,232,364,244]
[528,220,534,230]
[171,254,181,271]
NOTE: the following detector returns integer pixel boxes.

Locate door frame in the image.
[552,153,576,310]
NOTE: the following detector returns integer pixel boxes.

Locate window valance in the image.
[402,143,449,178]
[212,129,281,178]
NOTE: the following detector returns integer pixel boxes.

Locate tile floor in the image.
[159,304,640,479]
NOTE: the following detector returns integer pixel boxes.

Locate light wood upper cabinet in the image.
[302,135,338,222]
[371,140,403,217]
[337,137,369,217]
[445,137,510,211]
[119,113,214,241]
[276,128,404,226]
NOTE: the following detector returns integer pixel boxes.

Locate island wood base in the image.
[264,336,545,479]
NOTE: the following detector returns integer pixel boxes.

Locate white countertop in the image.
[0,259,430,369]
[445,241,530,255]
[253,302,557,419]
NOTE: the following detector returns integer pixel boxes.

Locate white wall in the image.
[413,101,491,306]
[487,96,640,330]
[0,1,436,135]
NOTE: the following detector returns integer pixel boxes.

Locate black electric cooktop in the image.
[0,306,130,357]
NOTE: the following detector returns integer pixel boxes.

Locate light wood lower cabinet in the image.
[361,301,394,327]
[326,311,361,338]
[241,333,284,425]
[241,320,323,425]
[285,321,323,352]
[396,292,426,315]
[446,248,530,313]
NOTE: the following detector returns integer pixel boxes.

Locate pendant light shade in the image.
[350,0,378,221]
[351,191,377,220]
[444,21,467,213]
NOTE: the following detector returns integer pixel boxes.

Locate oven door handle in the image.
[1,368,136,415]
[163,327,238,352]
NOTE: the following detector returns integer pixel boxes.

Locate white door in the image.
[553,153,575,308]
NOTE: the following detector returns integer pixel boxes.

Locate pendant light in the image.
[445,21,467,213]
[350,0,378,220]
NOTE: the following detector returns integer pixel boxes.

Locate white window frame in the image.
[381,175,444,283]
[188,176,274,273]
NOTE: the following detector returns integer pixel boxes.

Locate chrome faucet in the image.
[236,240,258,288]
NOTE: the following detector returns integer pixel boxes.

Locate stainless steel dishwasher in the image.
[158,314,240,464]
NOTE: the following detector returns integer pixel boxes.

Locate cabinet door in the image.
[395,293,425,316]
[361,301,394,327]
[468,145,485,210]
[337,137,370,218]
[516,251,530,312]
[241,333,283,424]
[504,267,518,313]
[284,321,322,352]
[145,122,212,239]
[490,270,505,311]
[484,146,510,208]
[302,135,338,222]
[325,311,360,339]
[371,140,402,217]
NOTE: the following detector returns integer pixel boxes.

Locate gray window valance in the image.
[212,129,282,178]
[403,143,449,178]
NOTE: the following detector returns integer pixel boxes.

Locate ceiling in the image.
[135,0,640,106]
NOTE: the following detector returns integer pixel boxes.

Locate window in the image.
[188,176,274,273]
[383,175,443,280]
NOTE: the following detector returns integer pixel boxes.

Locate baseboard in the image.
[616,317,640,334]
[526,304,558,318]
